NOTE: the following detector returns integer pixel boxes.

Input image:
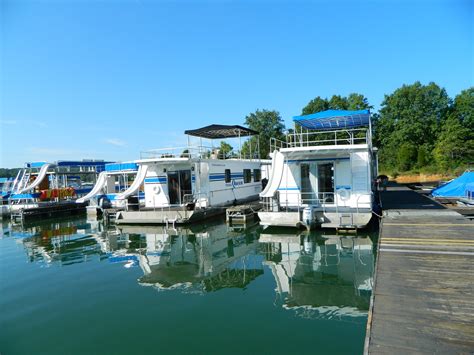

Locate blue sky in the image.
[1,0,472,167]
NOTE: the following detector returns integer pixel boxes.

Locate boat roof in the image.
[184,124,258,139]
[293,109,370,130]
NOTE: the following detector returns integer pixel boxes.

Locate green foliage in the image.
[242,109,285,159]
[397,143,417,171]
[375,81,451,169]
[219,141,233,158]
[416,145,430,168]
[302,93,372,115]
[180,149,190,158]
[0,168,20,178]
[433,114,474,170]
[452,87,474,131]
[301,96,328,115]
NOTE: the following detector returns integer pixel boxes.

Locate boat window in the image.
[243,169,251,183]
[253,169,261,182]
[225,169,231,183]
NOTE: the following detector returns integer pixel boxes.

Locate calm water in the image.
[0,217,377,355]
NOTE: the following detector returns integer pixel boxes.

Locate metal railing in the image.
[270,128,369,152]
[140,145,260,161]
[262,190,372,215]
[261,191,337,214]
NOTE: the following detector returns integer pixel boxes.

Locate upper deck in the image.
[271,109,373,154]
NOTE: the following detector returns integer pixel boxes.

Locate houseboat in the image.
[114,124,270,225]
[258,109,377,230]
[4,160,111,221]
[76,161,144,218]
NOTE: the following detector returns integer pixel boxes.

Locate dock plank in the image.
[366,183,474,354]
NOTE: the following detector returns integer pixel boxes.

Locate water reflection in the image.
[3,218,374,318]
[112,223,263,292]
[260,230,374,320]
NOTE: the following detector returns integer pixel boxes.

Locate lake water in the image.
[0,217,377,354]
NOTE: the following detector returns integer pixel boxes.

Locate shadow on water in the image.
[3,216,377,320]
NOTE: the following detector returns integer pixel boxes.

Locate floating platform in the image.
[10,201,88,222]
[115,206,226,226]
[226,202,261,225]
[365,183,474,353]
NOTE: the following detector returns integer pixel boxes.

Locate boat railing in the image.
[140,145,260,160]
[261,191,337,214]
[183,192,209,208]
[270,128,368,152]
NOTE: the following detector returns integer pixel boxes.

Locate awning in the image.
[293,109,370,130]
[184,124,259,139]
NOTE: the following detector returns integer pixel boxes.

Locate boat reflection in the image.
[109,222,264,292]
[260,229,374,319]
[6,218,375,318]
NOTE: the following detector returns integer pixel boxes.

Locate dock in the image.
[226,202,261,225]
[365,183,474,353]
[11,201,88,222]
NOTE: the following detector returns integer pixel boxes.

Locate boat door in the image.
[167,170,192,205]
[317,162,334,203]
[300,163,317,204]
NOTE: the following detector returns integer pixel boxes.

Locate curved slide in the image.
[260,150,285,198]
[115,165,148,200]
[17,163,54,194]
[76,171,108,203]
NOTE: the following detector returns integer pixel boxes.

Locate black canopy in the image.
[184,124,259,139]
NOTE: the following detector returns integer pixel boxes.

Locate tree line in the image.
[241,82,473,176]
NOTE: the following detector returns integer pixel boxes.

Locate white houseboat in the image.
[3,160,111,221]
[113,124,269,225]
[258,109,377,230]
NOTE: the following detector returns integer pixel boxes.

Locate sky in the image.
[0,0,473,168]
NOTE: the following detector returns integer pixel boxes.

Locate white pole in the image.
[239,130,241,159]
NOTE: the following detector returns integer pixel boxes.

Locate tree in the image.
[397,143,417,171]
[301,96,328,115]
[302,93,371,115]
[452,87,474,131]
[219,141,233,158]
[242,109,285,159]
[180,149,190,158]
[328,95,348,110]
[347,93,373,110]
[375,81,451,170]
[433,115,474,170]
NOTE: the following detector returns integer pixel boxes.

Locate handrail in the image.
[271,128,369,151]
[261,190,372,213]
[140,145,261,161]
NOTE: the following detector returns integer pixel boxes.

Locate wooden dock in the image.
[365,183,474,354]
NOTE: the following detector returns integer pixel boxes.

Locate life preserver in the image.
[153,185,161,194]
[337,188,350,201]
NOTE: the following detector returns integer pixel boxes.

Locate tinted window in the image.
[243,169,251,183]
[225,169,231,183]
[253,169,261,182]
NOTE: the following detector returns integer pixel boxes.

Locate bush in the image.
[397,143,417,171]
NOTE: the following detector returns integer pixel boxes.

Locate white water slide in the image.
[76,171,108,203]
[260,150,285,198]
[17,163,54,194]
[115,165,148,200]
